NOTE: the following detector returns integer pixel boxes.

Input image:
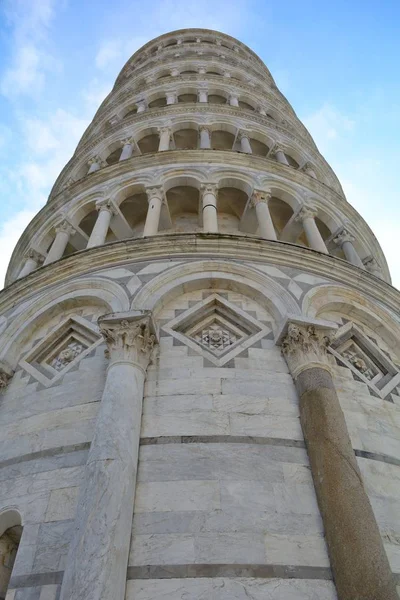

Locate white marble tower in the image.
[0,29,399,600]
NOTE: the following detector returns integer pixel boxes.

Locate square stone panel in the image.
[19,315,103,387]
[329,322,400,401]
[162,294,272,366]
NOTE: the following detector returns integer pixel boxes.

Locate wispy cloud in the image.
[303,104,355,153]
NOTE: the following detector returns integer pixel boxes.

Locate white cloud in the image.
[303,104,355,153]
[0,0,60,98]
[0,208,41,284]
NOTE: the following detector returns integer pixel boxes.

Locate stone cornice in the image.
[2,234,398,318]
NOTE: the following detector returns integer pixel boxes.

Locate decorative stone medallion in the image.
[19,315,102,386]
[162,294,271,366]
[329,322,400,401]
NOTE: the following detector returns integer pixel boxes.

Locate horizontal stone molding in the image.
[2,234,398,317]
[126,564,333,581]
[0,442,90,472]
[140,435,306,448]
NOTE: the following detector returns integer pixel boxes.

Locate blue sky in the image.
[0,0,399,288]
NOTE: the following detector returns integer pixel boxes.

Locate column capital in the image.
[95,199,116,214]
[251,190,272,207]
[61,177,76,191]
[99,311,157,371]
[198,66,207,74]
[158,125,171,135]
[170,68,180,76]
[295,204,318,222]
[363,255,381,275]
[199,125,211,134]
[333,228,355,246]
[0,362,13,390]
[201,183,218,197]
[24,248,44,264]
[55,220,76,237]
[87,155,105,167]
[120,137,135,147]
[146,185,165,202]
[272,145,285,155]
[237,130,250,141]
[278,318,337,379]
[223,70,231,78]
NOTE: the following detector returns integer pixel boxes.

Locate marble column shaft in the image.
[201,184,218,233]
[334,229,365,269]
[199,127,211,149]
[59,312,156,600]
[296,206,329,254]
[238,132,252,154]
[143,187,164,236]
[281,321,397,600]
[158,127,171,151]
[119,139,134,161]
[43,221,76,265]
[87,200,115,248]
[17,249,44,279]
[251,191,277,240]
[274,147,289,165]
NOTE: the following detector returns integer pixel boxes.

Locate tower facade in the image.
[0,28,399,600]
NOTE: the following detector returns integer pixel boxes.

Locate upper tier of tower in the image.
[5,29,390,285]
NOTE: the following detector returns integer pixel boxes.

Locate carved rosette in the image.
[99,314,156,371]
[281,322,335,378]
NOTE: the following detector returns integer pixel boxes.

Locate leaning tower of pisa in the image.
[0,28,400,600]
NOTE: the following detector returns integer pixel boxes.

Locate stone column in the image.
[119,138,135,161]
[199,126,211,149]
[170,68,180,76]
[143,186,164,237]
[201,184,218,233]
[238,131,252,154]
[87,200,116,248]
[87,156,104,174]
[198,88,208,103]
[59,312,157,600]
[295,206,329,254]
[363,255,382,278]
[0,362,13,390]
[273,146,289,165]
[280,320,397,600]
[251,191,277,240]
[166,91,177,105]
[333,229,365,268]
[158,127,171,151]
[17,249,44,279]
[136,100,147,113]
[301,161,317,179]
[198,66,206,75]
[229,94,239,107]
[43,221,76,265]
[257,106,267,116]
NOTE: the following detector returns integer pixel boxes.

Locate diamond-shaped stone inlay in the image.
[329,322,400,401]
[19,315,102,387]
[163,294,272,366]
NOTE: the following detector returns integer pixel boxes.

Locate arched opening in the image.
[178,93,197,103]
[250,138,269,157]
[0,511,22,599]
[137,133,159,154]
[269,197,295,236]
[180,70,197,74]
[174,129,198,150]
[207,71,221,75]
[119,191,148,237]
[106,147,122,166]
[167,186,200,232]
[238,100,254,111]
[211,130,235,150]
[217,187,248,234]
[124,106,137,118]
[208,94,226,104]
[148,97,167,108]
[285,153,300,168]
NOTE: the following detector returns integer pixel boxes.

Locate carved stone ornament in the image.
[0,363,13,390]
[281,322,335,378]
[333,228,355,247]
[251,190,272,207]
[295,205,318,222]
[55,220,76,237]
[95,199,116,214]
[24,248,45,264]
[99,312,157,370]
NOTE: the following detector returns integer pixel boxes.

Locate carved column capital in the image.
[55,220,76,237]
[158,126,171,135]
[295,205,318,222]
[280,320,336,379]
[121,137,135,147]
[250,190,272,207]
[99,311,157,372]
[95,199,116,214]
[146,185,165,203]
[87,155,105,167]
[363,255,382,276]
[201,183,218,197]
[333,228,355,246]
[199,125,211,134]
[24,248,44,264]
[0,362,13,390]
[237,130,250,141]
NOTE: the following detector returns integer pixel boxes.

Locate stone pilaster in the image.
[279,319,397,600]
[59,311,157,600]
